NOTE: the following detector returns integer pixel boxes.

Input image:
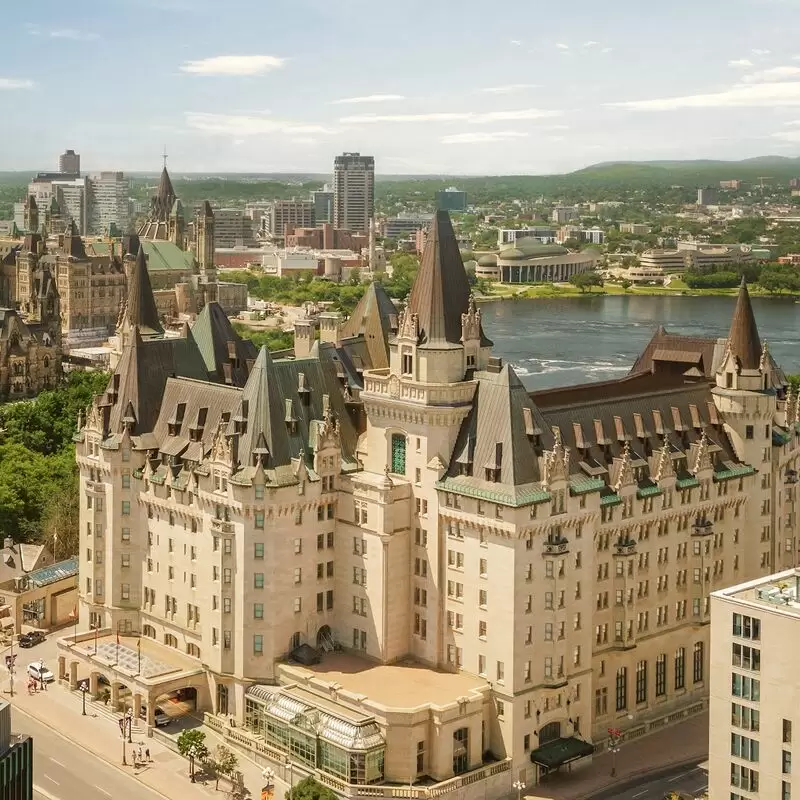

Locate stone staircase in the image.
[67,688,146,734]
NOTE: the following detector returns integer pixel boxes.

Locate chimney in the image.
[318,312,343,347]
[294,319,317,358]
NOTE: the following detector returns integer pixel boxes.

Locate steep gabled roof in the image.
[124,246,163,337]
[340,281,398,369]
[107,328,209,434]
[727,278,762,370]
[629,326,722,378]
[237,347,293,468]
[405,210,491,349]
[192,301,257,385]
[447,363,549,488]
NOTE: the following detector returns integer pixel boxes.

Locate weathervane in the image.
[162,146,168,170]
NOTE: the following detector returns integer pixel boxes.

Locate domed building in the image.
[480,237,599,283]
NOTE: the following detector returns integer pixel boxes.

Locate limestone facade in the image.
[69,211,800,794]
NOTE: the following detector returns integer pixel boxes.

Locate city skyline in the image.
[4,0,800,174]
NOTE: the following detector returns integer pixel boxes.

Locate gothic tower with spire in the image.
[195,200,216,282]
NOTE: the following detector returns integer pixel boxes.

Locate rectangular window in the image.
[674,648,685,690]
[121,527,130,542]
[635,660,647,704]
[254,603,264,619]
[254,542,264,559]
[391,433,406,474]
[784,719,793,744]
[121,500,130,516]
[253,635,263,654]
[732,643,761,671]
[255,512,264,529]
[732,613,762,641]
[784,750,792,775]
[616,667,628,711]
[693,642,704,683]
[254,573,264,589]
[655,654,666,697]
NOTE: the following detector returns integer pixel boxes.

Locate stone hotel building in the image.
[62,210,800,797]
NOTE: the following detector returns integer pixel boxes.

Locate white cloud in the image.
[609,79,800,111]
[752,48,771,55]
[330,94,405,104]
[729,58,754,67]
[773,129,800,142]
[583,40,599,47]
[185,112,334,136]
[339,108,561,124]
[441,131,529,145]
[784,119,800,126]
[742,65,800,83]
[480,84,539,94]
[180,55,285,76]
[510,40,522,46]
[556,43,569,50]
[601,47,614,54]
[49,28,98,40]
[0,78,34,90]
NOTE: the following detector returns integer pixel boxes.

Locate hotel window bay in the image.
[390,433,406,475]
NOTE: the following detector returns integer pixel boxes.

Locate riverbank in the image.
[474,281,799,303]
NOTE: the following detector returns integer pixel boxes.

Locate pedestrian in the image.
[145,747,150,762]
[138,746,143,763]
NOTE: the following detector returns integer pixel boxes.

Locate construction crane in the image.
[757,176,772,190]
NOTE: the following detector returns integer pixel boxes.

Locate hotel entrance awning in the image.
[530,737,594,769]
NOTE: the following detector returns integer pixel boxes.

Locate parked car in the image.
[27,662,55,683]
[18,631,45,648]
[140,704,171,727]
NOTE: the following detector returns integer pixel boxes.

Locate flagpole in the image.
[137,638,141,675]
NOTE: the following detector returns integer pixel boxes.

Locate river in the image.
[481,294,800,390]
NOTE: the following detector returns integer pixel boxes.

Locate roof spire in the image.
[727,277,762,370]
[162,145,168,170]
[403,210,492,348]
[124,246,163,337]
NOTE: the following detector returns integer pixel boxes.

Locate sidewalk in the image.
[4,673,273,799]
[527,711,709,800]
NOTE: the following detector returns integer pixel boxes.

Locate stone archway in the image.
[316,625,334,651]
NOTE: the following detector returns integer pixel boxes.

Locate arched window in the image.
[143,625,156,639]
[391,433,406,475]
[164,633,178,648]
[187,643,201,658]
[539,721,561,744]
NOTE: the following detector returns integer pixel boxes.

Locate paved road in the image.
[12,706,167,800]
[589,762,708,800]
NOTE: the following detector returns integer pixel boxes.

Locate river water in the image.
[481,295,800,390]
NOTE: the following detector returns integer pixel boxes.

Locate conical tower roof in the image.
[727,277,762,370]
[405,210,491,348]
[124,246,163,337]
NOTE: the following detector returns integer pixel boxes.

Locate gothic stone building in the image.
[62,211,800,797]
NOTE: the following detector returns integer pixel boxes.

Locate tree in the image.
[286,776,339,800]
[569,271,604,293]
[177,729,209,783]
[207,744,238,790]
[39,476,80,560]
[620,279,632,291]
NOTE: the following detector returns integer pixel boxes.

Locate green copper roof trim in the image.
[773,429,792,446]
[713,464,755,481]
[676,476,700,489]
[569,477,605,495]
[636,484,663,499]
[600,493,622,507]
[436,478,551,508]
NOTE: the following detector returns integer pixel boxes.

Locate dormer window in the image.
[466,354,476,368]
[726,372,733,389]
[401,348,413,376]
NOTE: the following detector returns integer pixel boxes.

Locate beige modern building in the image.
[333,153,375,234]
[476,238,599,283]
[269,199,315,238]
[709,569,800,800]
[60,211,800,797]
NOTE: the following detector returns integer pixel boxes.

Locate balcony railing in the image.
[543,536,569,555]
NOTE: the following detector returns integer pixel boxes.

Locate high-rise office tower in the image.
[0,700,33,797]
[333,153,374,234]
[88,172,131,235]
[59,149,80,176]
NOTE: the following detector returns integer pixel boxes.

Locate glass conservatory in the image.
[245,685,386,785]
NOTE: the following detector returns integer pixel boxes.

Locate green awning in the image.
[530,737,594,769]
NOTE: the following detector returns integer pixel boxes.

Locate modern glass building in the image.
[244,686,385,785]
[0,700,33,800]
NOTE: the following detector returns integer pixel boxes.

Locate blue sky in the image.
[4,0,800,175]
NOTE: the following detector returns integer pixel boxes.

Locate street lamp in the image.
[262,767,276,800]
[513,779,525,800]
[125,708,133,743]
[79,680,89,716]
[607,727,623,777]
[91,623,99,655]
